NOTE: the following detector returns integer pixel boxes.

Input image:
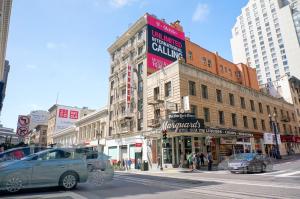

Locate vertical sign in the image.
[126,65,133,112]
[16,115,31,137]
[147,14,186,74]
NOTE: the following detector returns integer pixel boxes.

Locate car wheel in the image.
[59,172,78,190]
[5,175,23,193]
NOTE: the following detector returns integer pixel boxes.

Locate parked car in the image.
[0,148,88,193]
[0,147,48,162]
[228,153,273,174]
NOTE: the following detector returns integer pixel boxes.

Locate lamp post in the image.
[269,113,281,159]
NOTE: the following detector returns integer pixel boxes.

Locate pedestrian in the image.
[157,156,161,169]
[192,153,197,171]
[207,152,213,171]
[137,158,142,169]
[128,159,132,170]
[125,159,129,171]
[196,153,201,170]
[200,152,205,166]
[122,159,125,170]
[187,153,193,170]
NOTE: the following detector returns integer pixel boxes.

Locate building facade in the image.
[0,0,12,81]
[0,124,19,145]
[46,104,94,145]
[29,125,47,147]
[147,60,299,168]
[231,0,300,85]
[53,108,108,150]
[105,13,298,169]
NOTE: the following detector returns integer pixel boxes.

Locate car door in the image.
[31,150,69,186]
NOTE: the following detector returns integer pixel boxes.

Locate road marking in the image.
[3,192,87,199]
[255,170,290,175]
[275,171,300,177]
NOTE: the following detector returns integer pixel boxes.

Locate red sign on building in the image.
[70,110,79,119]
[58,109,68,118]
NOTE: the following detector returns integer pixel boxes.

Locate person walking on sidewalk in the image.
[200,152,205,166]
[187,153,193,170]
[207,152,213,171]
[128,159,132,170]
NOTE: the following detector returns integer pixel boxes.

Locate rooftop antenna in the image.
[55,92,59,105]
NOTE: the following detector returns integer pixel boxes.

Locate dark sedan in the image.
[228,153,273,174]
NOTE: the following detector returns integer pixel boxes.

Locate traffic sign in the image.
[17,115,31,137]
[16,126,29,137]
[18,115,30,127]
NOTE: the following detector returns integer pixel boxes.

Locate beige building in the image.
[53,108,108,150]
[29,125,47,147]
[47,104,94,146]
[146,60,299,167]
[0,0,12,80]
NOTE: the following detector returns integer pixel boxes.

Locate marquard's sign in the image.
[162,113,205,132]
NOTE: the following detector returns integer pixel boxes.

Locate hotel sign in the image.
[146,14,186,73]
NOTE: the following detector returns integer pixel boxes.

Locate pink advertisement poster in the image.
[146,14,186,73]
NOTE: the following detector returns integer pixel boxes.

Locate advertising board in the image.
[147,14,186,73]
[55,106,81,133]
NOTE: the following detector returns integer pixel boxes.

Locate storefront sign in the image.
[126,65,133,110]
[135,143,142,147]
[147,14,186,73]
[280,135,295,143]
[295,136,300,143]
[220,137,237,145]
[162,113,204,132]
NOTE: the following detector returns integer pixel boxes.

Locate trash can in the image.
[142,160,149,171]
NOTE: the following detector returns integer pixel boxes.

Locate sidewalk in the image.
[272,153,300,164]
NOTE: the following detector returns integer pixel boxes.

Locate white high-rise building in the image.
[231,0,300,86]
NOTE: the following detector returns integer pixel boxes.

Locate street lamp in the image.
[269,113,281,159]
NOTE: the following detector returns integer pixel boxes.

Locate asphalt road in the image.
[1,158,300,199]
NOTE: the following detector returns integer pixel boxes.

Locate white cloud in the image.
[25,64,38,69]
[192,3,210,22]
[46,42,67,49]
[109,0,137,8]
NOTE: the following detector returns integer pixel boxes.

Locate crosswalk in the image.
[255,170,300,177]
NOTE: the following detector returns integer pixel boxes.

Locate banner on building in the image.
[162,113,205,132]
[146,14,186,74]
[126,64,133,112]
[55,106,80,133]
[263,132,281,145]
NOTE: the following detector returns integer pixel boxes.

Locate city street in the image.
[1,157,300,199]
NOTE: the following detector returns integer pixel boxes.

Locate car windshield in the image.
[230,153,256,161]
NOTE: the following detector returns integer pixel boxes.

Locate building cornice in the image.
[75,107,108,126]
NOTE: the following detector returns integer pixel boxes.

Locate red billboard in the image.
[147,14,186,74]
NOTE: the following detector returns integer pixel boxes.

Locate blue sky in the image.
[1,0,248,130]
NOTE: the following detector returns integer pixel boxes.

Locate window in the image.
[189,81,196,96]
[188,51,193,60]
[261,120,266,131]
[292,113,296,121]
[243,116,248,128]
[216,89,222,103]
[154,87,160,100]
[241,97,246,109]
[207,59,212,67]
[232,113,237,127]
[250,100,255,111]
[219,111,225,125]
[253,118,258,129]
[203,107,210,122]
[229,93,235,106]
[138,46,143,55]
[201,84,208,99]
[259,102,263,113]
[202,57,207,65]
[138,62,143,75]
[267,105,271,114]
[165,82,172,97]
[190,105,197,117]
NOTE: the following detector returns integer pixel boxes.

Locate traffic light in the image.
[162,130,167,141]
